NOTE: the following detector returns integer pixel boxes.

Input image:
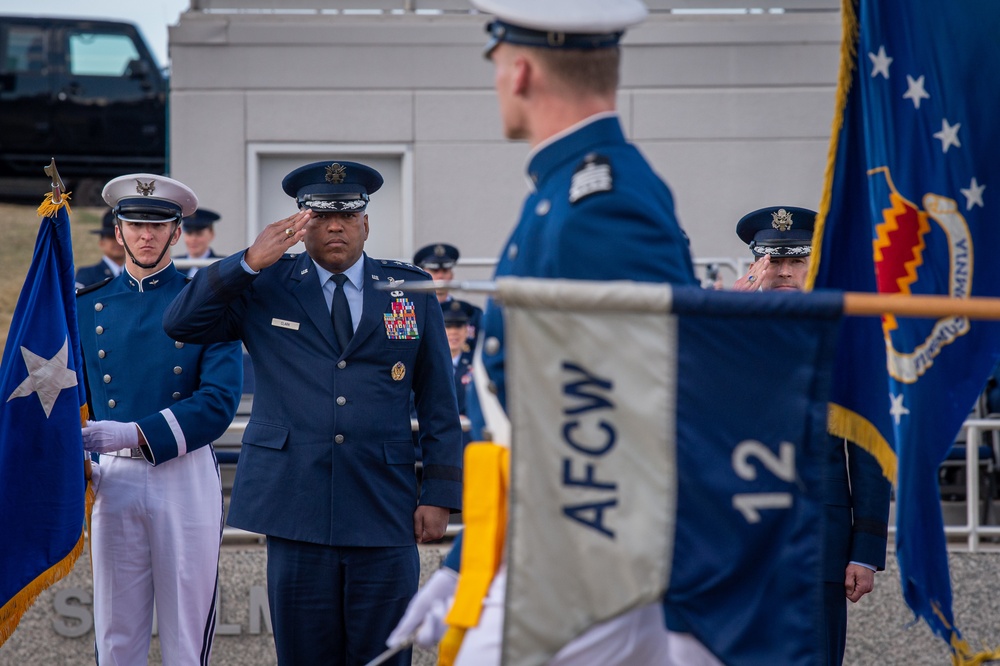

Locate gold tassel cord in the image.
[35,191,72,219]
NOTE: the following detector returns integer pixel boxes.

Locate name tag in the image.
[271,318,300,331]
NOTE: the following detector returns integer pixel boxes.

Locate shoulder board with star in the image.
[569,153,613,204]
[379,259,431,279]
[76,276,113,297]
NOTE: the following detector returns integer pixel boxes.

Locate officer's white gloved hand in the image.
[82,420,139,453]
[386,568,459,649]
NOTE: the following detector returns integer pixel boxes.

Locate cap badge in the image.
[391,361,406,381]
[771,208,794,231]
[325,163,347,184]
[135,179,156,196]
[434,245,446,256]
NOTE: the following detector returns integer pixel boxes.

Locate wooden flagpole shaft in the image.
[844,292,1000,320]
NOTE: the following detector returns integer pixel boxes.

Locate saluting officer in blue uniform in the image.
[75,210,125,289]
[78,174,243,665]
[735,206,891,665]
[163,160,463,666]
[388,1,712,663]
[175,207,224,278]
[413,242,484,362]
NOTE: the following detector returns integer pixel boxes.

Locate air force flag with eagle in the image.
[0,196,88,645]
[808,0,1000,660]
[501,279,843,666]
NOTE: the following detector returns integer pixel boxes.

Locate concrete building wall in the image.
[167,2,842,287]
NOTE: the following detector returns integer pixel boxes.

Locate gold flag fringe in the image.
[827,403,897,484]
[36,191,72,218]
[0,531,85,647]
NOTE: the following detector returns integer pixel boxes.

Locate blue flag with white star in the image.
[0,197,88,645]
[808,0,1000,659]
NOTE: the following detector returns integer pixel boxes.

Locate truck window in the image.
[5,26,47,73]
[68,32,139,77]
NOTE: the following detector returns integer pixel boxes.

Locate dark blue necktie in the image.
[330,273,353,352]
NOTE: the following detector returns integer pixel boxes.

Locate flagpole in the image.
[380,280,1000,321]
[42,159,91,483]
[843,292,1000,320]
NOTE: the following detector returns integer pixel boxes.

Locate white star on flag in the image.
[903,74,930,109]
[932,118,961,153]
[889,392,910,425]
[869,45,892,78]
[6,338,79,418]
[960,178,985,211]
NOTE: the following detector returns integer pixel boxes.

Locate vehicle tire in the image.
[71,178,105,207]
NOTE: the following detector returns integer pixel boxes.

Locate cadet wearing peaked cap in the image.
[387,1,708,664]
[414,242,460,270]
[734,206,816,292]
[181,207,221,232]
[78,172,243,664]
[164,158,462,666]
[178,208,224,278]
[414,242,484,359]
[75,210,125,289]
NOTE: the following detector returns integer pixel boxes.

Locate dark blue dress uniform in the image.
[449,112,699,585]
[737,205,890,665]
[163,161,463,666]
[78,266,243,463]
[413,243,485,361]
[75,210,120,288]
[478,113,698,410]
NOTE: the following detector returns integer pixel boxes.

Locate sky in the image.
[0,0,190,68]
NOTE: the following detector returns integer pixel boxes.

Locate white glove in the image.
[82,420,139,453]
[387,568,458,649]
[89,462,102,495]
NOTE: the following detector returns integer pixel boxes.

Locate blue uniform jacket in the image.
[481,113,698,408]
[447,113,698,572]
[75,259,117,290]
[77,265,243,465]
[823,437,891,580]
[163,251,464,547]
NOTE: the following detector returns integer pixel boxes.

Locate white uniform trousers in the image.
[92,446,223,666]
[455,567,723,666]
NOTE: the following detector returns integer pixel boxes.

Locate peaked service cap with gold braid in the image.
[736,205,816,258]
[282,160,384,213]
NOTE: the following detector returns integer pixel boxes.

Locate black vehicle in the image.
[0,16,167,204]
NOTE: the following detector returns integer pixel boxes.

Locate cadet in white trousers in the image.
[79,173,242,664]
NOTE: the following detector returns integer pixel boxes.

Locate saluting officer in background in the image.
[163,160,463,666]
[74,210,125,289]
[176,207,224,277]
[734,206,890,665]
[413,242,484,361]
[78,174,243,665]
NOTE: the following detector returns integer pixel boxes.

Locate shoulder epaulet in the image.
[76,276,113,297]
[379,259,430,278]
[569,152,613,204]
